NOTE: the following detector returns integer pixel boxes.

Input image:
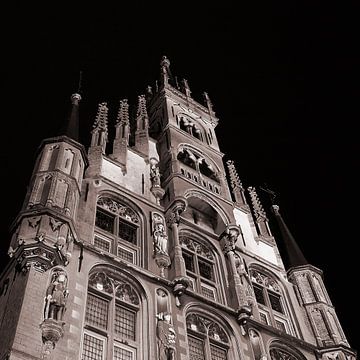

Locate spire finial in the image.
[136,95,148,119]
[203,92,213,113]
[160,55,171,88]
[116,99,129,126]
[90,102,108,152]
[226,160,246,206]
[181,78,191,97]
[247,186,267,221]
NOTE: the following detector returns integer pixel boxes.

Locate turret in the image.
[271,204,354,358]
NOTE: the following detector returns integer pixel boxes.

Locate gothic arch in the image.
[177,143,221,173]
[267,339,307,360]
[183,303,243,360]
[82,264,151,360]
[183,188,230,230]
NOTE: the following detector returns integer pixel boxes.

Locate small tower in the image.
[271,204,354,359]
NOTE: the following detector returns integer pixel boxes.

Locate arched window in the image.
[181,236,220,302]
[250,268,292,334]
[178,115,204,142]
[94,196,140,264]
[82,270,142,360]
[186,313,229,360]
[177,145,221,195]
[269,342,306,360]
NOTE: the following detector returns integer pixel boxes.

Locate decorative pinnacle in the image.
[182,79,191,97]
[203,92,213,112]
[93,102,109,134]
[226,160,244,191]
[71,93,81,104]
[247,186,268,221]
[136,95,148,118]
[116,99,129,126]
[160,55,170,69]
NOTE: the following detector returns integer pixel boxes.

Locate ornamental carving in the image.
[97,197,139,223]
[88,271,139,305]
[249,269,280,293]
[152,213,169,255]
[186,314,228,343]
[115,281,139,305]
[269,348,301,360]
[180,237,213,260]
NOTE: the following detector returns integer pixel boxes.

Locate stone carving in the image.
[150,159,161,188]
[28,216,41,228]
[97,197,139,223]
[36,232,46,243]
[180,237,213,260]
[152,213,169,255]
[156,312,176,360]
[44,270,68,321]
[49,217,63,232]
[325,353,340,360]
[269,348,299,360]
[186,313,228,343]
[152,212,171,277]
[171,276,191,307]
[250,269,280,293]
[219,225,240,254]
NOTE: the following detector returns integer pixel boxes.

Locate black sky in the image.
[1,1,358,350]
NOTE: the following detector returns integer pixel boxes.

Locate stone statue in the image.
[150,163,161,187]
[154,222,168,255]
[156,312,176,360]
[44,271,68,321]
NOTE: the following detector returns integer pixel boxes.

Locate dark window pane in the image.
[198,259,214,281]
[269,291,283,313]
[183,252,195,272]
[95,209,114,233]
[253,284,266,305]
[275,320,287,332]
[188,336,205,360]
[118,219,137,244]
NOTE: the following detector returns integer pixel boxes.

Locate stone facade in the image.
[0,57,356,360]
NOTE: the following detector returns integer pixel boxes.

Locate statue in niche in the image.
[44,270,68,321]
[152,213,168,255]
[156,312,176,360]
[150,162,161,188]
[154,222,168,255]
[219,226,239,254]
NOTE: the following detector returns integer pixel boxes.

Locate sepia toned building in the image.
[0,57,356,360]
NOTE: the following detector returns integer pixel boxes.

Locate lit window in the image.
[94,197,140,264]
[186,313,229,360]
[82,271,140,360]
[181,236,218,301]
[250,269,291,334]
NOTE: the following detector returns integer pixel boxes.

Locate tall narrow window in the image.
[186,313,229,360]
[94,196,140,264]
[181,236,219,302]
[250,269,292,334]
[82,271,141,360]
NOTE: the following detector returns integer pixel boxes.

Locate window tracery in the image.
[82,270,142,360]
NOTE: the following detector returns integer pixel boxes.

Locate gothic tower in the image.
[0,58,356,360]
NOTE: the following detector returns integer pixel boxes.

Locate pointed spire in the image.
[247,186,272,237]
[135,95,150,156]
[271,205,308,268]
[91,102,108,153]
[247,186,267,221]
[203,92,213,113]
[160,55,171,88]
[226,160,246,206]
[112,99,129,166]
[181,78,191,98]
[115,99,129,128]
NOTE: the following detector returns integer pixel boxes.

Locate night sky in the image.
[1,2,358,350]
